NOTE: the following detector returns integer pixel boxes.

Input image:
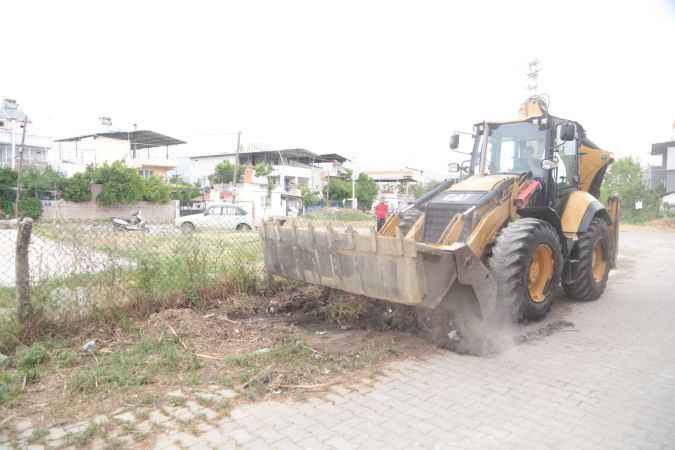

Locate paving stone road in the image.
[4,230,675,449]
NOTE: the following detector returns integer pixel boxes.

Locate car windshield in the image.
[477,121,547,178]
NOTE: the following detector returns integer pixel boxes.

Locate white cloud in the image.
[2,0,674,177]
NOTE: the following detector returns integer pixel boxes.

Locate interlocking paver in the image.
[7,231,672,450]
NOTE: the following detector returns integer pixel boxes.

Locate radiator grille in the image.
[422,204,466,243]
[421,191,486,243]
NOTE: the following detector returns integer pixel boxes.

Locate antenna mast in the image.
[526,59,541,95]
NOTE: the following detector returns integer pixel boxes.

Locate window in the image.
[555,124,578,189]
[481,122,547,178]
[207,207,222,215]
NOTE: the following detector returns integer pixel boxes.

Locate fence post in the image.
[16,217,33,324]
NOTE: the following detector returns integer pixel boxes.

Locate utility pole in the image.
[14,117,28,217]
[232,131,242,201]
[10,119,16,170]
[351,157,357,210]
[351,171,357,209]
[233,131,242,184]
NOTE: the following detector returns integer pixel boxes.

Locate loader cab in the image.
[462,117,583,210]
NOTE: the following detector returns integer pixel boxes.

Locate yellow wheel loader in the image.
[261,98,620,348]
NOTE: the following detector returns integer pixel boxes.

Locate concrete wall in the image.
[41,200,179,223]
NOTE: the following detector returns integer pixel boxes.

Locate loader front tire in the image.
[563,218,610,301]
[490,218,563,322]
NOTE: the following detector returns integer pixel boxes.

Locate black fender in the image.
[579,200,611,232]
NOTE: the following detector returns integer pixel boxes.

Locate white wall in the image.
[189,155,235,185]
[667,147,675,171]
[0,128,52,169]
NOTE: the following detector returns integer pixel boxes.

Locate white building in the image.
[0,99,52,170]
[185,147,348,219]
[187,147,346,192]
[54,129,185,180]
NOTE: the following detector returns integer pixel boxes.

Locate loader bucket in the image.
[261,220,497,313]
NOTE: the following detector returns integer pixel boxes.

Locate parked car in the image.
[175,203,254,233]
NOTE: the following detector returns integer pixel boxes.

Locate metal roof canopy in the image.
[192,148,320,160]
[318,153,349,163]
[652,141,675,155]
[56,130,186,149]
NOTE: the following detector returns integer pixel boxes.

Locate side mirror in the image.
[449,134,460,150]
[542,159,558,170]
[559,124,575,141]
[448,162,461,173]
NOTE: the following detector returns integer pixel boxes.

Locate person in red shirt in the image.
[374,198,389,231]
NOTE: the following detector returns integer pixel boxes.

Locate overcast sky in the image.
[3,0,674,179]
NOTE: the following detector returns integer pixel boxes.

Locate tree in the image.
[92,161,145,206]
[601,156,664,222]
[412,179,442,198]
[18,197,43,219]
[169,174,185,184]
[210,160,236,184]
[63,172,91,202]
[172,183,202,204]
[301,186,322,207]
[254,163,273,177]
[325,177,352,203]
[142,176,171,203]
[355,173,378,209]
[0,168,17,214]
[21,167,67,195]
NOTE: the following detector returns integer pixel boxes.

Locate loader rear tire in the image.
[490,218,563,322]
[563,218,610,301]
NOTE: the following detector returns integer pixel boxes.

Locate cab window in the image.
[555,125,578,190]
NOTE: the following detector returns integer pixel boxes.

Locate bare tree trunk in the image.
[16,217,33,324]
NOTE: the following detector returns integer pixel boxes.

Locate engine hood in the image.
[448,174,516,192]
[420,174,516,243]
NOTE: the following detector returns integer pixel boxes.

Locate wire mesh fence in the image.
[0,205,386,322]
[0,215,264,317]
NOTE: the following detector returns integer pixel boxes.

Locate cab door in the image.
[552,124,580,216]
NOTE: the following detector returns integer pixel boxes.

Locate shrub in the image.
[18,196,43,219]
[17,343,49,370]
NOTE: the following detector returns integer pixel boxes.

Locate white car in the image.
[175,203,254,233]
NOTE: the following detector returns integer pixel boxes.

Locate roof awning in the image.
[56,130,186,148]
[318,153,349,163]
[652,141,675,155]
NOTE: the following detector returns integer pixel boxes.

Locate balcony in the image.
[126,158,177,170]
[646,167,675,194]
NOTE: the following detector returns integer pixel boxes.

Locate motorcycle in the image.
[112,211,149,232]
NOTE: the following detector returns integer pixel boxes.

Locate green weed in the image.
[67,336,199,395]
[64,423,100,447]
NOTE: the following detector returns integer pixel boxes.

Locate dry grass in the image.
[0,284,433,430]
